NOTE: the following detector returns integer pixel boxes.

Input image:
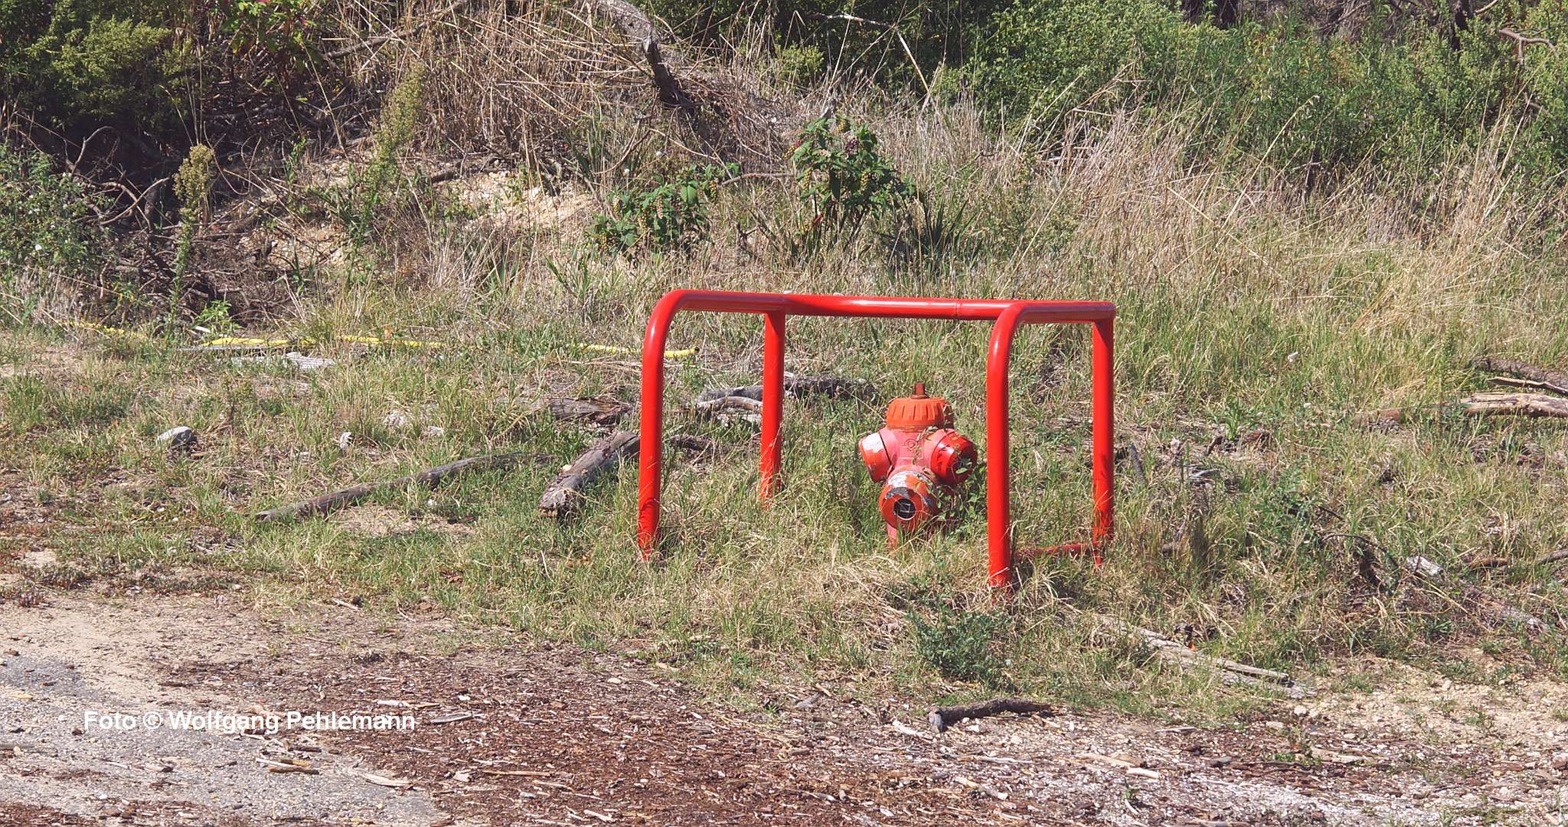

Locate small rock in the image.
[283,352,334,372]
[336,432,353,450]
[1551,752,1568,771]
[156,426,197,453]
[1292,705,1308,717]
[1264,720,1285,730]
[383,411,412,429]
[421,425,446,439]
[1404,555,1442,577]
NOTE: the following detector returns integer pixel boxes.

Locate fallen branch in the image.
[538,431,715,519]
[1459,392,1568,418]
[693,395,763,424]
[585,0,696,116]
[256,453,526,521]
[1467,548,1568,571]
[1474,356,1568,395]
[927,699,1055,733]
[694,375,877,406]
[1361,392,1568,424]
[539,431,639,519]
[1096,616,1306,697]
[694,375,877,424]
[537,396,632,427]
[1498,27,1557,62]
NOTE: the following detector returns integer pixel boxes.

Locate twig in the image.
[1488,376,1568,396]
[322,0,481,59]
[1474,356,1568,395]
[1498,28,1557,62]
[802,12,930,96]
[1095,616,1305,696]
[255,453,526,521]
[927,699,1055,733]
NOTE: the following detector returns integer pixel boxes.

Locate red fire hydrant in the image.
[858,383,980,543]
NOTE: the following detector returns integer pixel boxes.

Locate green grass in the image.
[3,99,1567,722]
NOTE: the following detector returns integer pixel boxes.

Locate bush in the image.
[0,1,187,135]
[589,164,731,254]
[791,115,914,248]
[0,143,105,323]
[970,0,1564,180]
[910,605,1009,686]
[971,0,1198,125]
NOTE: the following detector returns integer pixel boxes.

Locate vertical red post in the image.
[984,306,1022,589]
[1090,317,1115,562]
[760,311,786,500]
[637,294,678,558]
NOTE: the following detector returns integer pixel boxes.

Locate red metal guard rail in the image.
[637,290,1115,588]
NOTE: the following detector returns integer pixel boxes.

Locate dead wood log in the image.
[693,395,763,424]
[538,396,632,427]
[1459,393,1568,418]
[1361,392,1568,425]
[584,0,696,115]
[256,453,526,522]
[537,431,716,519]
[1474,357,1568,395]
[1096,616,1305,696]
[927,699,1055,733]
[693,375,878,405]
[693,375,877,424]
[1467,547,1568,571]
[539,430,639,519]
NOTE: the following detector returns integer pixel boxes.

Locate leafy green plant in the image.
[909,604,1009,686]
[169,144,217,330]
[214,0,316,63]
[791,115,914,250]
[0,143,105,324]
[588,164,732,254]
[0,1,187,135]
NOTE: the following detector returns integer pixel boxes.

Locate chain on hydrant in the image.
[857,383,980,544]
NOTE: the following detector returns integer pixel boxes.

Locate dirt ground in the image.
[1,591,1565,826]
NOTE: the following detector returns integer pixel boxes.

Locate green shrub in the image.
[0,143,105,324]
[0,1,188,135]
[791,115,914,248]
[910,605,1009,686]
[970,0,1561,180]
[972,0,1197,126]
[588,164,731,254]
[1520,1,1568,168]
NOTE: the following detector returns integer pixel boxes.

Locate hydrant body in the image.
[858,384,979,542]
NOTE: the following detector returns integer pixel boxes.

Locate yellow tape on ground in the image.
[578,343,695,360]
[199,334,445,350]
[64,320,151,341]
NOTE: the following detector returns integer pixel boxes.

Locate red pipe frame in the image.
[638,290,1115,589]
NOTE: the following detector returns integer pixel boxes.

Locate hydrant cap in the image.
[885,384,953,430]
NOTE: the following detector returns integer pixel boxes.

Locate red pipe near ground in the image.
[637,289,1115,590]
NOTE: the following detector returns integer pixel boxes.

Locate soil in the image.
[2,592,1565,826]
